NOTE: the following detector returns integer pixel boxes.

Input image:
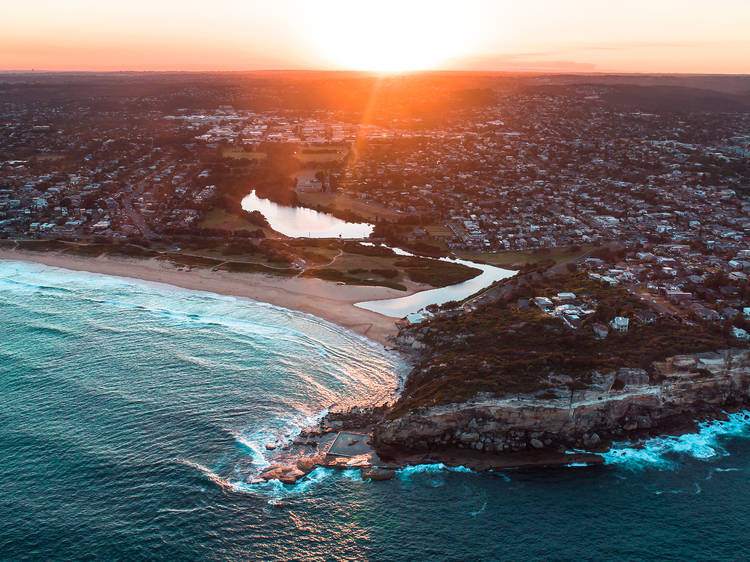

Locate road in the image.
[122,195,158,240]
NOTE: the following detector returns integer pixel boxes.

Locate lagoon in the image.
[241,190,374,239]
[240,193,515,317]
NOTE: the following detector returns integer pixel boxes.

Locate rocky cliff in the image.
[373,349,750,455]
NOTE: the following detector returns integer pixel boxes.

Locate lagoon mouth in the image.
[355,256,516,318]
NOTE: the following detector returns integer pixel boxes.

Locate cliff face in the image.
[373,349,750,455]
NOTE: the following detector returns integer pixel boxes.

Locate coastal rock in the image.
[615,368,650,388]
[260,465,306,484]
[372,349,750,457]
[361,468,396,481]
[582,433,601,448]
[300,426,322,438]
[635,416,653,429]
[323,456,355,469]
[279,468,306,485]
[296,455,324,474]
[459,432,480,443]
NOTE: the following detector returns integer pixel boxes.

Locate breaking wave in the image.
[602,411,750,470]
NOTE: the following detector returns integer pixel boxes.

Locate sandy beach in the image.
[0,249,422,346]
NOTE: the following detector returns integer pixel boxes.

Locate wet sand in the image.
[0,249,423,346]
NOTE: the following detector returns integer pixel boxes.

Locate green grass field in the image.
[458,247,593,268]
[296,192,403,222]
[293,146,349,163]
[220,148,267,161]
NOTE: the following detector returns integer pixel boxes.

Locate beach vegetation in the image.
[391,271,740,416]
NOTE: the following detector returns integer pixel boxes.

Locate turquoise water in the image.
[2,260,750,560]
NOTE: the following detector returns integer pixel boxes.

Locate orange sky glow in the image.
[2,0,749,73]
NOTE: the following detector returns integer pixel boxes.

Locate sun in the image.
[308,0,472,72]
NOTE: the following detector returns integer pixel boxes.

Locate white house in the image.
[610,316,629,334]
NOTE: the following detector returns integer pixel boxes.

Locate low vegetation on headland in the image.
[390,270,744,416]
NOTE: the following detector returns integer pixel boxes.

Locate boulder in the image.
[361,468,396,481]
[260,465,288,480]
[279,468,306,485]
[583,433,601,447]
[530,438,544,449]
[459,432,480,443]
[296,455,324,474]
[260,464,307,484]
[300,426,322,438]
[323,456,351,469]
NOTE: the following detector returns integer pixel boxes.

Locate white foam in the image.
[340,469,365,482]
[397,463,474,480]
[602,410,750,471]
[0,257,409,363]
[1,258,409,503]
[236,460,479,498]
[179,459,235,491]
[470,501,488,516]
[231,467,336,504]
[488,471,512,482]
[233,432,272,469]
[232,407,330,472]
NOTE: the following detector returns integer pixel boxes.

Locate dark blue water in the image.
[1,260,749,561]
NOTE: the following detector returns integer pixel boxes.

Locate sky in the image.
[2,0,749,73]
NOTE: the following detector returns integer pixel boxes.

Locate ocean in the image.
[1,259,749,561]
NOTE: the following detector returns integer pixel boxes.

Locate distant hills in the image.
[1,71,748,115]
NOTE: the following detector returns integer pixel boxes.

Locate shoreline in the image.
[0,248,423,346]
[257,396,750,485]
[8,248,746,482]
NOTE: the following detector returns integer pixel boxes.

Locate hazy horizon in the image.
[3,0,750,74]
[2,69,750,77]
